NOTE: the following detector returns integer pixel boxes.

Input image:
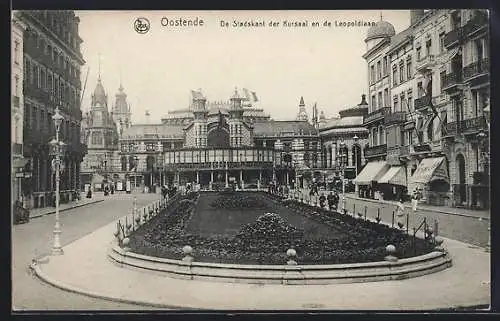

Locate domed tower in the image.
[192,89,208,147]
[112,81,132,138]
[229,87,244,147]
[365,15,396,50]
[296,96,309,122]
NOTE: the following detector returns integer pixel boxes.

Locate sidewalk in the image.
[31,212,491,310]
[343,193,490,221]
[29,196,105,219]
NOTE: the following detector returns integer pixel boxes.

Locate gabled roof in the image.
[388,27,413,53]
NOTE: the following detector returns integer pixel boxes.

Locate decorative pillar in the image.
[225,170,229,188]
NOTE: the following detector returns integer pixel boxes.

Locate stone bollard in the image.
[121,237,131,252]
[434,236,445,252]
[286,248,297,265]
[384,244,398,262]
[182,245,194,263]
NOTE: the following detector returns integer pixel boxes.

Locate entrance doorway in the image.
[456,154,466,204]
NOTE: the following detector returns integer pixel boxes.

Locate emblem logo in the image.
[134,17,150,34]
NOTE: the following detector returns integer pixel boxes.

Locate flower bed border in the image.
[108,243,452,285]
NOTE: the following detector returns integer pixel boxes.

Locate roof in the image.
[319,116,365,129]
[121,124,184,139]
[92,78,107,107]
[253,121,318,137]
[388,27,413,53]
[366,20,396,41]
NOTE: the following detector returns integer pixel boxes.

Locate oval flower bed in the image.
[128,192,435,265]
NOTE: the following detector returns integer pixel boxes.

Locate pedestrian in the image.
[327,192,334,211]
[333,190,340,210]
[319,193,326,208]
[396,197,406,229]
[411,189,420,213]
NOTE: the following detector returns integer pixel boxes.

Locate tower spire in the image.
[98,53,102,80]
[119,68,123,90]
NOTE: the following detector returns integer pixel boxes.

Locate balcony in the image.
[444,27,462,49]
[12,143,23,155]
[12,95,20,108]
[23,84,50,102]
[384,111,407,125]
[414,95,432,112]
[363,107,390,126]
[441,72,463,93]
[444,116,487,137]
[416,54,435,72]
[463,12,489,38]
[364,144,387,158]
[400,145,410,157]
[463,58,489,82]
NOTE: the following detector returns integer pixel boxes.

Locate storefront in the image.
[408,156,450,206]
[377,166,407,201]
[353,161,390,199]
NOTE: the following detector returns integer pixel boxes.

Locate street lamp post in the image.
[50,107,64,255]
[339,141,347,212]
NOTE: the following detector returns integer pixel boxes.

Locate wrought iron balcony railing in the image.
[444,116,487,136]
[363,107,391,126]
[416,54,435,71]
[364,144,387,158]
[442,72,463,90]
[414,95,432,111]
[444,27,462,48]
[463,58,490,79]
[384,111,407,125]
[463,12,489,37]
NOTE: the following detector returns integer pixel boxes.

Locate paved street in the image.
[288,189,490,248]
[12,192,166,311]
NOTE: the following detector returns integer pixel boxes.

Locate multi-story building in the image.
[12,17,27,207]
[355,9,490,209]
[441,9,490,209]
[318,95,369,190]
[117,89,320,191]
[80,73,122,190]
[16,10,86,209]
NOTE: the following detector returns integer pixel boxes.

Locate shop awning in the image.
[408,157,448,192]
[353,161,390,185]
[378,166,407,187]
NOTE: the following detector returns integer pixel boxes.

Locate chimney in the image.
[410,10,425,25]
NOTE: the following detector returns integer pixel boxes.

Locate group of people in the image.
[268,182,289,197]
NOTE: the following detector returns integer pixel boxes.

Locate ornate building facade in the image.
[80,73,124,189]
[117,89,321,191]
[16,10,86,209]
[12,16,27,207]
[355,9,489,208]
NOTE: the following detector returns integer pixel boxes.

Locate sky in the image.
[77,10,410,124]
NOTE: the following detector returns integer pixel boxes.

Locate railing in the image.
[443,27,462,48]
[414,95,432,110]
[400,145,410,157]
[384,111,407,125]
[416,54,435,70]
[12,95,20,108]
[12,143,23,155]
[364,144,387,158]
[463,58,490,79]
[23,84,51,102]
[164,161,274,170]
[442,72,463,89]
[463,12,489,37]
[363,107,390,125]
[444,116,487,135]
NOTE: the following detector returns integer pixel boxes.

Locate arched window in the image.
[91,131,103,145]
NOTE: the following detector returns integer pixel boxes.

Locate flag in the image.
[251,91,258,102]
[243,88,251,101]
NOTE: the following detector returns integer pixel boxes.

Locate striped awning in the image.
[378,166,407,187]
[353,161,390,185]
[408,157,448,193]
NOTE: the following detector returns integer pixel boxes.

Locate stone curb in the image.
[343,195,490,221]
[29,260,200,310]
[30,199,105,219]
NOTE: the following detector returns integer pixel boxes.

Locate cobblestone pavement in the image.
[12,192,168,311]
[288,189,490,248]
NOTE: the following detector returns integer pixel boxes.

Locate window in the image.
[440,111,447,136]
[393,95,399,112]
[383,57,388,76]
[392,65,398,86]
[417,82,424,97]
[439,32,445,53]
[406,59,412,79]
[406,90,412,111]
[384,88,389,107]
[426,39,432,56]
[399,61,405,82]
[371,95,376,109]
[14,40,19,64]
[427,117,434,141]
[370,65,375,83]
[377,61,382,80]
[400,93,406,111]
[416,46,422,60]
[378,92,383,108]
